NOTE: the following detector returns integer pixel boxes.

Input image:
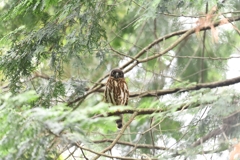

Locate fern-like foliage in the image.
[0,0,116,106]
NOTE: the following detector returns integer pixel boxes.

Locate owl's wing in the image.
[120,80,129,106]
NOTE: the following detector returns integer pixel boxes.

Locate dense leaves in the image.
[0,0,240,159]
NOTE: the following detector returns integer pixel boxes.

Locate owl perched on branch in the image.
[104,69,129,129]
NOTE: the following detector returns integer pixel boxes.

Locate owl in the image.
[104,69,129,129]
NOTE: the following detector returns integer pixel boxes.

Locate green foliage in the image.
[160,117,182,140]
[0,91,118,159]
[0,0,115,95]
[0,0,240,159]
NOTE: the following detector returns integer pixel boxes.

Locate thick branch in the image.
[130,76,240,98]
[86,76,240,99]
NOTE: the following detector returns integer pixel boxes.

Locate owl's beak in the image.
[115,72,119,78]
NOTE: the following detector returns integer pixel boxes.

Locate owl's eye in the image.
[111,71,116,76]
[110,69,124,78]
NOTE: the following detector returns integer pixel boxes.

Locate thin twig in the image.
[199,2,208,83]
[92,112,138,160]
[80,147,89,160]
[164,55,240,60]
[110,46,138,61]
[93,139,171,151]
[76,143,157,160]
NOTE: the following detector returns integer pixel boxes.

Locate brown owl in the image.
[104,69,129,129]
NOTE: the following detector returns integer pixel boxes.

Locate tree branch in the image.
[164,55,240,61]
[75,143,157,160]
[130,76,240,98]
[67,84,104,106]
[93,139,172,151]
[128,16,240,65]
[92,109,162,117]
[91,16,240,90]
[69,15,240,106]
[92,112,138,160]
[92,102,200,118]
[192,110,240,147]
[83,75,240,100]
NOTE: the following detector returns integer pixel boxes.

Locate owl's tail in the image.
[116,115,123,129]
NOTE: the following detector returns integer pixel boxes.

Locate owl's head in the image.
[110,69,124,79]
